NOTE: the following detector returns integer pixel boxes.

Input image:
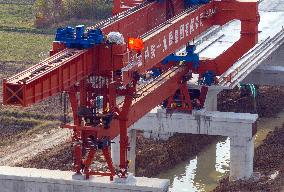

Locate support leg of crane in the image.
[83,148,96,179]
[195,1,259,77]
[74,140,83,174]
[102,148,116,181]
[62,92,68,124]
[119,120,128,178]
[166,95,175,109]
[199,86,208,108]
[180,83,193,112]
[103,84,108,111]
[68,90,83,174]
[115,84,136,179]
[166,83,193,112]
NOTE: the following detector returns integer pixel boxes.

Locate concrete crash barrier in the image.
[0,166,169,192]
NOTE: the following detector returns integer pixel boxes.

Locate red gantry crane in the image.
[2,0,259,180]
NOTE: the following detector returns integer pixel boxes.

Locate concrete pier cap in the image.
[0,166,169,192]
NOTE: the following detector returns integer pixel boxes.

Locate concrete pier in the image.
[230,136,254,180]
[204,87,221,111]
[131,108,258,180]
[128,129,137,174]
[111,129,137,174]
[111,135,120,170]
[0,166,169,192]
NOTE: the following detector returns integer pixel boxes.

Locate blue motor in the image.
[184,0,209,8]
[151,68,161,78]
[55,25,104,49]
[199,71,216,86]
[88,28,105,44]
[75,25,84,40]
[162,45,199,69]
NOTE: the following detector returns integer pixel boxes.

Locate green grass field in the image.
[0,0,35,4]
[0,2,103,63]
[0,3,34,30]
[0,31,53,62]
[0,3,54,63]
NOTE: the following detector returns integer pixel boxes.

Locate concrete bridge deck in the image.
[0,166,169,192]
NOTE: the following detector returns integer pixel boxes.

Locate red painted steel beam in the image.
[3,49,94,106]
[121,2,216,83]
[140,3,215,73]
[113,0,144,15]
[96,64,190,139]
[103,2,167,38]
[101,1,187,40]
[197,0,259,75]
[112,0,185,18]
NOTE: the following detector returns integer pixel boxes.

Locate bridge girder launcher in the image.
[2,0,259,181]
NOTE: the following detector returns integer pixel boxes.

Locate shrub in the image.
[34,0,113,28]
[34,0,52,27]
[62,0,112,19]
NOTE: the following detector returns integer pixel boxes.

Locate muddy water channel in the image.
[158,111,284,192]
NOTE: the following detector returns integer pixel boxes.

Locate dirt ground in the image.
[17,141,73,171]
[218,86,284,117]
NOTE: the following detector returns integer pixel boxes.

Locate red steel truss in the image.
[2,0,259,180]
